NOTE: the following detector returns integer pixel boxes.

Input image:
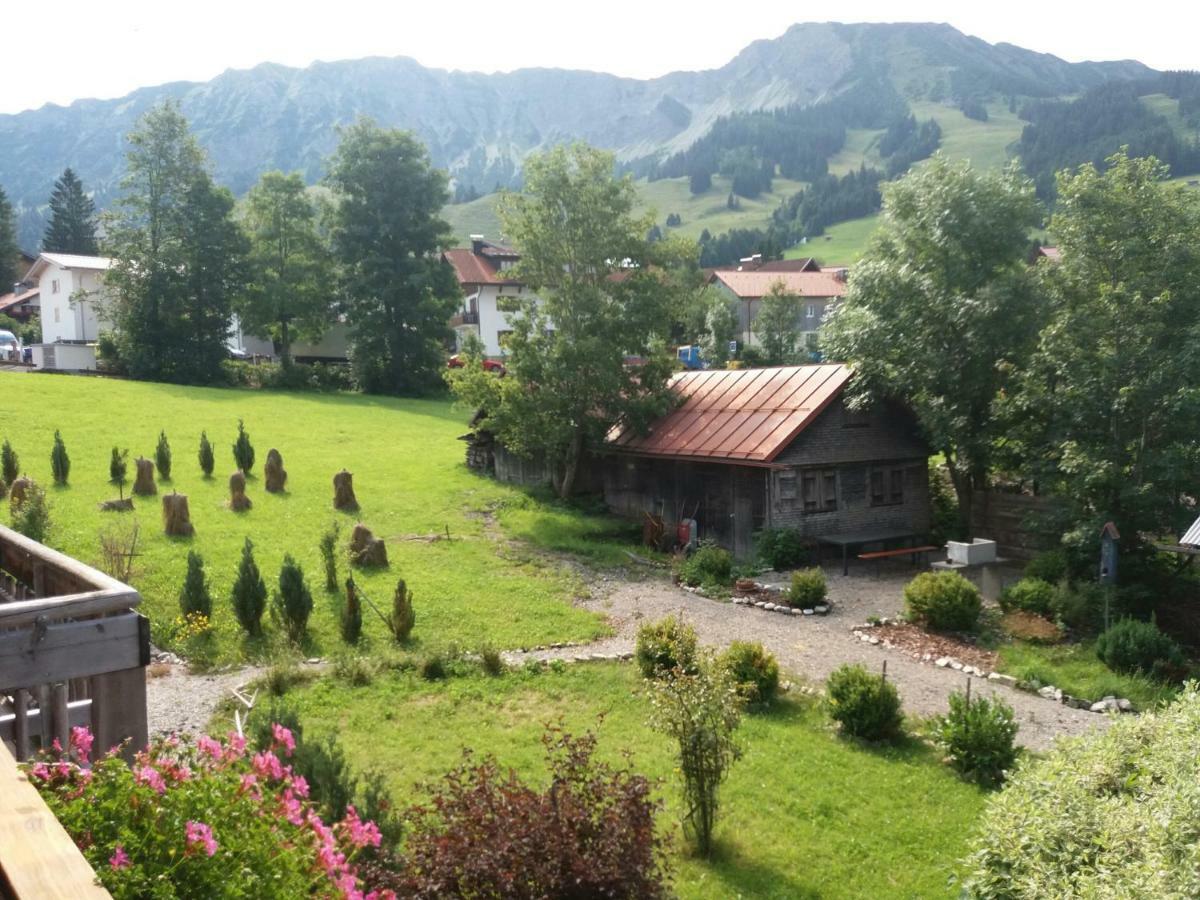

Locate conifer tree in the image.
[232,419,255,474]
[273,554,313,643]
[42,168,98,254]
[109,447,129,499]
[0,188,16,294]
[198,431,214,477]
[1,438,18,485]
[231,538,267,636]
[155,430,172,480]
[179,550,213,619]
[50,431,70,485]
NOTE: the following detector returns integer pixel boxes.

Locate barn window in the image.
[799,468,836,512]
[778,470,798,500]
[871,466,905,506]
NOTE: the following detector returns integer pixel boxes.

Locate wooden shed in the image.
[603,364,931,558]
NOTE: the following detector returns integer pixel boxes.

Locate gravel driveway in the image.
[520,564,1109,752]
[145,665,264,739]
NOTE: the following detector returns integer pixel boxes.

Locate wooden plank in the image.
[50,683,69,751]
[89,668,146,763]
[0,701,92,757]
[12,689,28,761]
[0,614,143,687]
[0,590,140,629]
[0,741,112,899]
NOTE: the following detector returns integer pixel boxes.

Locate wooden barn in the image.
[603,364,931,559]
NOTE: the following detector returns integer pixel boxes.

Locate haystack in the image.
[229,470,252,512]
[264,449,287,493]
[162,492,194,537]
[132,457,157,496]
[99,498,135,512]
[8,476,31,508]
[349,522,388,567]
[333,469,359,511]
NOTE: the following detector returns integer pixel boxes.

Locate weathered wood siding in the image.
[970,491,1057,561]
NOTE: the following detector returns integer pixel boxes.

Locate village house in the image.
[706,263,849,350]
[443,235,549,358]
[603,364,931,559]
[23,252,114,371]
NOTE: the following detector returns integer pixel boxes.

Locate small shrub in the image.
[10,479,50,543]
[340,576,363,644]
[719,641,779,706]
[231,537,268,636]
[479,644,506,676]
[826,663,903,741]
[332,654,376,687]
[1024,549,1068,584]
[1049,581,1104,631]
[388,578,416,642]
[50,430,70,485]
[273,554,314,643]
[178,551,213,619]
[933,689,1019,787]
[109,447,129,499]
[549,658,567,674]
[904,571,982,632]
[420,653,447,681]
[0,439,18,485]
[232,419,256,475]
[1096,618,1185,679]
[155,430,172,480]
[754,527,807,570]
[788,567,827,608]
[198,431,215,477]
[522,657,544,676]
[319,521,340,592]
[264,661,305,697]
[999,577,1056,616]
[635,615,699,679]
[678,541,733,587]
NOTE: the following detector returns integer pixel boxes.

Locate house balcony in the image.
[451,310,480,328]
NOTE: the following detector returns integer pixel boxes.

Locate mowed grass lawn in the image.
[1,372,613,661]
[276,662,986,899]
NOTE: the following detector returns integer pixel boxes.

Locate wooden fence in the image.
[970,490,1057,561]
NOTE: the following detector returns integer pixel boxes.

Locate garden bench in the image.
[857,545,939,576]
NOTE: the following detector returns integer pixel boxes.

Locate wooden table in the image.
[816,528,920,576]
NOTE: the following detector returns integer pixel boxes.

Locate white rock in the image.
[803,608,815,616]
[791,608,803,616]
[988,673,1018,687]
[950,661,964,671]
[868,636,880,645]
[1117,698,1133,712]
[815,605,830,614]
[935,657,951,667]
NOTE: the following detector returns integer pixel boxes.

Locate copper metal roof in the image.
[608,363,852,464]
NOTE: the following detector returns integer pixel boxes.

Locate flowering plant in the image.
[25,724,389,899]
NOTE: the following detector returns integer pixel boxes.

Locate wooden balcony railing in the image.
[0,524,148,764]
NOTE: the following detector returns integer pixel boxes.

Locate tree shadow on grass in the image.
[688,836,823,900]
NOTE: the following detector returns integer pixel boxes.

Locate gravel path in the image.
[145,665,264,739]
[512,564,1109,752]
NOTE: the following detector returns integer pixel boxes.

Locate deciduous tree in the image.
[756,279,801,365]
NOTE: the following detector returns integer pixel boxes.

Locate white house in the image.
[24,253,115,371]
[706,260,849,350]
[443,236,549,358]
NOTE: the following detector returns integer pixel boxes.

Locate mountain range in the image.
[0,22,1156,249]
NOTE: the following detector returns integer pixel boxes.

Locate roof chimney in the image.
[470,234,486,255]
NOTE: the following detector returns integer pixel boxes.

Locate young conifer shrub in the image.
[155,430,172,480]
[231,537,268,636]
[50,430,70,485]
[389,578,416,642]
[198,431,215,477]
[320,521,340,592]
[340,576,363,644]
[179,550,213,619]
[109,447,129,499]
[274,554,314,643]
[232,419,256,474]
[1,439,19,485]
[10,480,50,543]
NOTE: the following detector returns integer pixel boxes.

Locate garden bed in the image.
[856,622,998,672]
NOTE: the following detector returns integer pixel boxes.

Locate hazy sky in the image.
[4,0,1197,115]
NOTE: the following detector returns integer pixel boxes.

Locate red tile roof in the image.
[442,247,522,287]
[0,287,38,315]
[710,270,848,299]
[607,363,852,464]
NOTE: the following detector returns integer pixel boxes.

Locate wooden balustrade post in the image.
[89,667,148,763]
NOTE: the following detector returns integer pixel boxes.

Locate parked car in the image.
[447,354,505,373]
[0,330,20,362]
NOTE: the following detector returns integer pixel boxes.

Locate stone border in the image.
[852,619,1134,715]
[726,582,830,618]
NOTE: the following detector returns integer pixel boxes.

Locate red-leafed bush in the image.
[389,727,669,899]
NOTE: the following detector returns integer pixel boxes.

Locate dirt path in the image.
[145,664,264,739]
[512,565,1109,752]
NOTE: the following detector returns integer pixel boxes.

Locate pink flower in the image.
[109,845,130,870]
[252,750,284,781]
[271,723,296,756]
[134,765,166,795]
[225,732,247,761]
[197,735,223,761]
[290,774,310,798]
[281,790,305,826]
[29,762,50,781]
[70,726,94,762]
[51,738,63,754]
[185,820,218,857]
[340,805,382,849]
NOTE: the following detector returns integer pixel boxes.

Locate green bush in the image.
[197,431,214,478]
[340,577,363,644]
[178,551,213,619]
[635,615,699,679]
[1096,618,1185,679]
[10,479,50,543]
[420,653,447,681]
[904,571,982,632]
[933,690,1019,787]
[50,430,70,485]
[788,567,827,608]
[1,438,18,485]
[826,663,903,741]
[754,527,807,570]
[232,419,255,474]
[273,554,314,643]
[678,541,733,587]
[154,430,172,480]
[479,644,506,676]
[999,577,1056,616]
[388,578,416,642]
[231,538,267,636]
[1024,549,1068,584]
[1048,581,1104,631]
[719,641,779,706]
[964,686,1200,898]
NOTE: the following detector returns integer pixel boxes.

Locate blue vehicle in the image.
[677,345,703,369]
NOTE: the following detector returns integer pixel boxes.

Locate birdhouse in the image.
[1099,521,1120,585]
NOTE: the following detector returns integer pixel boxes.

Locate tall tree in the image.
[1008,152,1200,555]
[755,280,801,365]
[42,168,98,254]
[325,119,458,394]
[240,171,332,366]
[822,155,1043,532]
[448,142,688,497]
[0,186,16,292]
[105,102,246,383]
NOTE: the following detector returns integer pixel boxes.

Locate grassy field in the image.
[1,372,627,662]
[269,661,986,899]
[997,640,1179,711]
[786,213,880,265]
